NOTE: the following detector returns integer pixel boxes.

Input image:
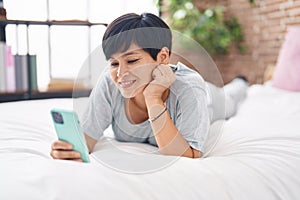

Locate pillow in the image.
[272,26,300,91]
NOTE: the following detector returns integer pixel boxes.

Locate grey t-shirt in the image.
[82,62,210,152]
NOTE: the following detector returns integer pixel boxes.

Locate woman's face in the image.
[109,43,158,98]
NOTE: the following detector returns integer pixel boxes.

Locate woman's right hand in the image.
[50,140,83,162]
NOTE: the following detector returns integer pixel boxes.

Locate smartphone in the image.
[50,108,90,163]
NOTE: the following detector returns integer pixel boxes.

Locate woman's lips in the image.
[118,80,136,89]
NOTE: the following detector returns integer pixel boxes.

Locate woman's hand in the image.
[50,140,83,162]
[143,64,175,100]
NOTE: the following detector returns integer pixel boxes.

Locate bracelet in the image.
[148,107,167,123]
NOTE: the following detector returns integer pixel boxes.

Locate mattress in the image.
[0,83,300,200]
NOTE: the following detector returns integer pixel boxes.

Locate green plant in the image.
[168,0,245,55]
[249,0,255,5]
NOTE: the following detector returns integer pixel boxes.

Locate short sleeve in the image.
[81,69,113,141]
[175,85,210,153]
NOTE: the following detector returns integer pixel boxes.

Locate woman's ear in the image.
[156,47,169,64]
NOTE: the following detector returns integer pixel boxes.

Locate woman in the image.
[50,13,248,160]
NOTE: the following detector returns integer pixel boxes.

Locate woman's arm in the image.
[84,133,97,153]
[145,98,201,158]
[143,64,202,158]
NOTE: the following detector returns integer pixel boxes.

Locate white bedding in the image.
[1,84,300,200]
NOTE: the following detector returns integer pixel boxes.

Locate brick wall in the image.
[162,0,300,84]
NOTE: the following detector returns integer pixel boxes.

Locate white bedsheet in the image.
[0,84,300,200]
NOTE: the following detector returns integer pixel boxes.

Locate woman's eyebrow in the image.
[122,51,140,57]
[110,51,140,60]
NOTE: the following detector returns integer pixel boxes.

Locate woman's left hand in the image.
[143,64,176,100]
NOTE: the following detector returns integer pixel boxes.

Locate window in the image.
[3,0,159,90]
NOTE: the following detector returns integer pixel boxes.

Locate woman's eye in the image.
[128,59,139,64]
[111,62,119,67]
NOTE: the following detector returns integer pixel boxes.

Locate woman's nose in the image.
[117,64,129,78]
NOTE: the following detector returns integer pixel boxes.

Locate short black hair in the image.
[102,13,172,60]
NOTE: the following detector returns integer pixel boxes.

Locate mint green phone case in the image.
[51,108,90,163]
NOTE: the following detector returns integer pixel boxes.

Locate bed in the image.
[0,82,300,200]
